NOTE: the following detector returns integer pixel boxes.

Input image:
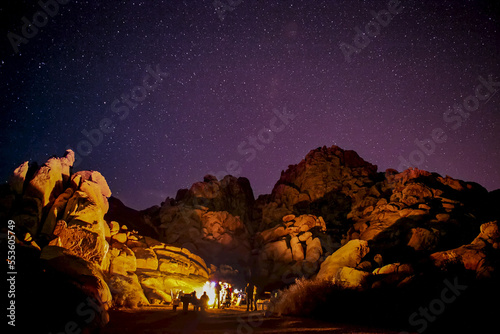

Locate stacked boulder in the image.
[257,145,378,236]
[1,150,212,332]
[104,223,209,306]
[252,214,336,288]
[142,176,254,284]
[4,150,112,332]
[431,220,499,279]
[345,168,488,254]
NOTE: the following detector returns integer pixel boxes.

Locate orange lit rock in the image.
[109,243,137,275]
[40,245,112,320]
[372,263,413,276]
[316,239,369,281]
[8,161,29,195]
[143,287,171,304]
[290,236,304,261]
[133,247,158,270]
[473,221,499,248]
[73,170,112,198]
[305,237,323,263]
[107,273,149,308]
[42,188,74,236]
[109,221,120,235]
[53,221,109,265]
[112,232,128,244]
[25,153,75,209]
[335,267,370,289]
[407,227,439,251]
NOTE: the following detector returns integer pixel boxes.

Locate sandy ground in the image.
[101,305,403,334]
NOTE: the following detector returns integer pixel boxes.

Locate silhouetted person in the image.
[253,285,258,311]
[173,290,183,311]
[245,283,254,311]
[200,291,210,311]
[214,282,221,308]
[191,291,199,311]
[181,292,190,312]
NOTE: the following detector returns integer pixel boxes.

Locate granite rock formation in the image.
[2,144,499,332]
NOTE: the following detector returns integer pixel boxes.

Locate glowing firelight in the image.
[197,281,216,306]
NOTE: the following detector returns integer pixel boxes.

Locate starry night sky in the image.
[1,0,499,210]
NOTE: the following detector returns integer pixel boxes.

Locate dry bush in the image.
[269,278,337,317]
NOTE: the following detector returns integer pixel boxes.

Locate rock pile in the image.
[142,175,254,284]
[252,214,336,288]
[1,150,212,331]
[4,150,112,332]
[4,144,498,331]
[104,223,209,307]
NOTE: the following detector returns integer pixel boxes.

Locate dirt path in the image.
[101,305,402,334]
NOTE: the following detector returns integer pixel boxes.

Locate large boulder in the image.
[335,267,371,289]
[24,150,75,209]
[430,221,499,279]
[40,246,112,328]
[107,273,149,308]
[50,220,109,265]
[316,239,370,281]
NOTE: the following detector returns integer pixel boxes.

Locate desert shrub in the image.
[268,269,500,333]
[270,277,337,317]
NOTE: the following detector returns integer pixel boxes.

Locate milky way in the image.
[1,0,499,209]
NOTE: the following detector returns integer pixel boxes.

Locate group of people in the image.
[173,281,259,312]
[213,281,233,309]
[174,290,210,312]
[245,283,258,311]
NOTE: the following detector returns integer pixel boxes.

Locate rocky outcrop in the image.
[3,144,499,331]
[345,168,488,250]
[316,239,370,282]
[151,203,251,283]
[174,174,256,230]
[258,145,378,233]
[103,223,209,307]
[431,221,499,279]
[136,175,258,285]
[3,150,113,332]
[1,151,213,332]
[252,214,336,289]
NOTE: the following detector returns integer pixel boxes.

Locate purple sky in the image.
[1,0,499,209]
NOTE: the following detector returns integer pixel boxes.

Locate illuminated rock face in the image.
[153,204,252,283]
[250,145,499,291]
[430,220,499,279]
[258,145,378,232]
[316,239,370,281]
[4,150,113,332]
[3,150,212,330]
[104,224,209,306]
